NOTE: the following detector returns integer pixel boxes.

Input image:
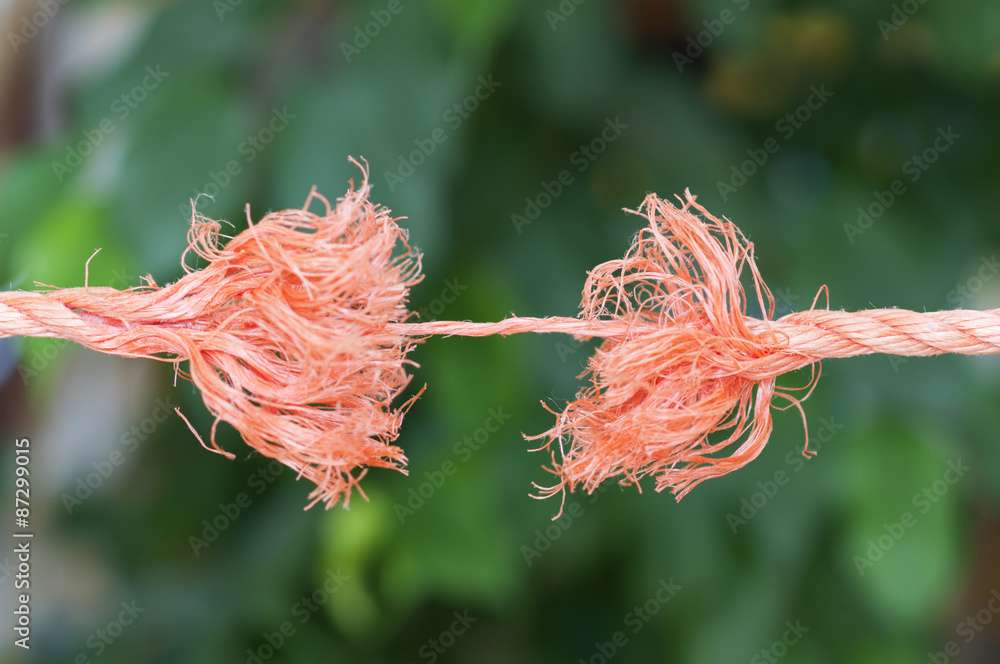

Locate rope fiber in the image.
[3,167,993,510]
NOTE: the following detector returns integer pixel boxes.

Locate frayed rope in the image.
[1,162,422,509]
[5,162,1000,510]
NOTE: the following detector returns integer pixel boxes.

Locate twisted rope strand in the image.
[758,308,1000,358]
[8,295,1000,367]
[393,308,1000,364]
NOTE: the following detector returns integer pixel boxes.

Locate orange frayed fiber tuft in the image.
[395,191,1000,508]
[529,192,819,504]
[0,165,422,509]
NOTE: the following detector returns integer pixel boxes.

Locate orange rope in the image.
[394,309,1000,360]
[3,164,422,510]
[3,166,994,510]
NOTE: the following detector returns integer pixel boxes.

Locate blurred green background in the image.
[1,0,999,662]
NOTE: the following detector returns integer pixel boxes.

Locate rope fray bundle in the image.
[5,161,1000,510]
[1,165,423,509]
